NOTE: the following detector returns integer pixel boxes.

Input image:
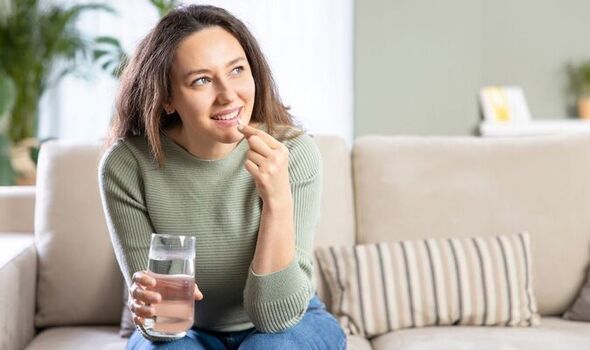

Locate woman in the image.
[99,4,345,350]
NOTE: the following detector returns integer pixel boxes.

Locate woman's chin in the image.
[217,130,243,144]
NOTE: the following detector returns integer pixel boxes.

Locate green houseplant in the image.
[0,0,178,185]
[0,0,117,184]
[0,73,16,185]
[566,61,590,119]
[93,0,180,78]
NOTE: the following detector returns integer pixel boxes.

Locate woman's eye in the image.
[231,66,244,75]
[192,77,210,86]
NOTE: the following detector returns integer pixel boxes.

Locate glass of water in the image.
[144,233,196,339]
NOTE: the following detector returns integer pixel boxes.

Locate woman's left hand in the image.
[238,123,292,207]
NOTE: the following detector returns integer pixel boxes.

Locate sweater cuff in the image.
[243,258,312,332]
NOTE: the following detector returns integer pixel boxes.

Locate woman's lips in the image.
[211,107,241,127]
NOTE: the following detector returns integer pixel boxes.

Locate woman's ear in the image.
[163,103,175,115]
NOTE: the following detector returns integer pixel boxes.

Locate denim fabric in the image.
[127,295,346,350]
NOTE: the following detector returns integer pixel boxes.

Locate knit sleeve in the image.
[243,133,322,333]
[99,141,194,342]
[98,141,153,288]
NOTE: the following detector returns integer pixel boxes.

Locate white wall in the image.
[38,0,353,144]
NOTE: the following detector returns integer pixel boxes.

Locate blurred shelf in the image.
[479,119,590,137]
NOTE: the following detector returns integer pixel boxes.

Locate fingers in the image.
[243,135,290,181]
[244,159,259,176]
[130,271,159,326]
[133,316,145,326]
[247,150,265,167]
[238,123,282,149]
[131,271,160,305]
[246,135,273,157]
[129,272,205,327]
[131,284,161,304]
[132,271,156,288]
[194,283,204,301]
[236,122,259,137]
[130,301,155,318]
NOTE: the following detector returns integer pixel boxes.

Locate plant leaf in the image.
[0,133,15,185]
[0,74,16,124]
[0,1,116,142]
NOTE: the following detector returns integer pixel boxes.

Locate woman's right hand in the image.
[129,271,161,326]
[129,271,204,326]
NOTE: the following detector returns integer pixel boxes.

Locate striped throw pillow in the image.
[315,232,540,338]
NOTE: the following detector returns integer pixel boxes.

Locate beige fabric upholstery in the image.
[0,186,35,232]
[0,234,36,350]
[565,268,590,321]
[347,335,373,350]
[353,135,590,316]
[24,327,127,350]
[35,140,123,327]
[371,317,590,350]
[317,232,540,338]
[21,326,364,350]
[312,135,356,305]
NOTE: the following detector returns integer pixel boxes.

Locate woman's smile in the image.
[211,106,242,127]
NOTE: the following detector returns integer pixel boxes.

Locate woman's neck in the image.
[163,125,240,160]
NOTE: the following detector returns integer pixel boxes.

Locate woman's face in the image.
[166,26,256,153]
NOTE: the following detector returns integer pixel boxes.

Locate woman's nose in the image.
[215,81,237,104]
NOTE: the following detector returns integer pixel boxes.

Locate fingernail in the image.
[237,120,244,130]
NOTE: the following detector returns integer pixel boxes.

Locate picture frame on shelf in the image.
[479,86,531,123]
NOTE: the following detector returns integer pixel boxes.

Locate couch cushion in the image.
[317,232,539,338]
[564,267,590,321]
[352,135,590,316]
[35,140,123,327]
[22,326,366,350]
[348,335,372,350]
[24,326,126,350]
[371,317,590,350]
[0,234,36,350]
[312,135,356,305]
[0,186,35,232]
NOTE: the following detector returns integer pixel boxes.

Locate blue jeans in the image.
[127,295,346,350]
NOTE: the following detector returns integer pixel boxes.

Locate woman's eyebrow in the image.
[226,57,246,67]
[183,57,246,78]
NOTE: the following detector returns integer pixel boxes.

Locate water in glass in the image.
[143,234,196,339]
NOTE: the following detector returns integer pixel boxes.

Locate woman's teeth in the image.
[212,109,240,120]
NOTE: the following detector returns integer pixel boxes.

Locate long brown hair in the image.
[107,4,299,166]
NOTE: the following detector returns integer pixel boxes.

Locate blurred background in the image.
[356,0,590,136]
[2,0,590,185]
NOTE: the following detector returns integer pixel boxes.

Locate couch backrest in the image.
[311,135,356,305]
[35,140,122,327]
[33,135,354,326]
[352,135,590,316]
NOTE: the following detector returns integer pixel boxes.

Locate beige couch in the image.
[2,134,590,350]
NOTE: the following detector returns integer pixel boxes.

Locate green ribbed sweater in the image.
[98,125,322,336]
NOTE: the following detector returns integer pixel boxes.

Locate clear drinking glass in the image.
[143,233,196,339]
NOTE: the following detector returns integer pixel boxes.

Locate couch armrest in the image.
[0,186,35,232]
[0,233,37,350]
